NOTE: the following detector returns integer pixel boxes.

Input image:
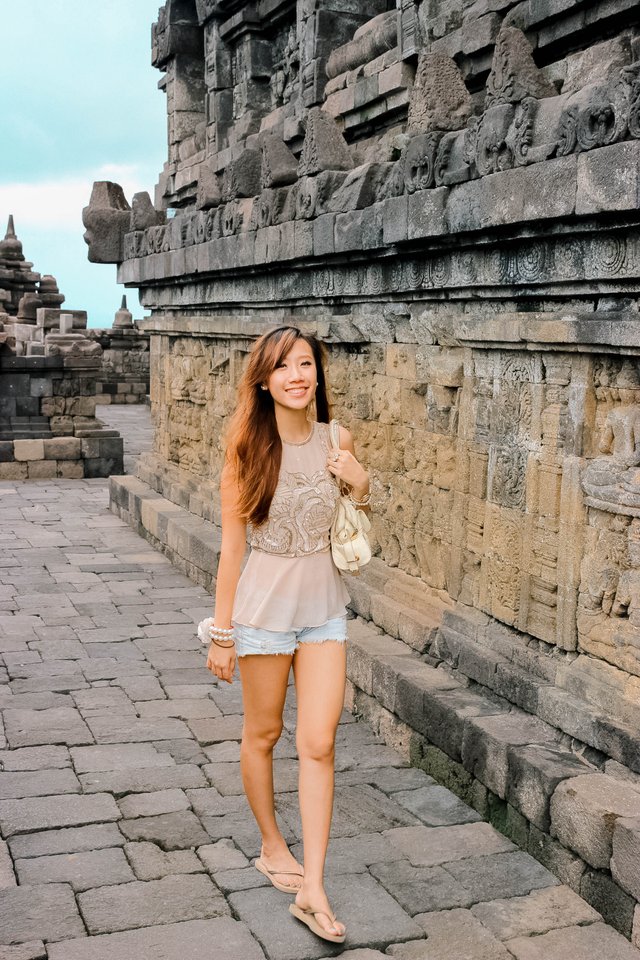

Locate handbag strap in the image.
[329,419,340,451]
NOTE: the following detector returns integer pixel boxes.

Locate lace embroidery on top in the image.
[248,423,339,558]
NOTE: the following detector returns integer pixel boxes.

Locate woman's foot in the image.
[256,842,304,892]
[293,887,346,939]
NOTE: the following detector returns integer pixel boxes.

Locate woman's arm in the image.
[327,425,370,510]
[207,461,247,683]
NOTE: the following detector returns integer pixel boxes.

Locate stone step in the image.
[346,618,640,939]
[435,615,640,776]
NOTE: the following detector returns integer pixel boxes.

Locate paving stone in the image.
[118,788,190,818]
[3,707,92,747]
[71,687,136,715]
[230,872,423,960]
[445,851,559,902]
[119,811,211,850]
[393,784,482,826]
[0,942,47,960]
[8,823,125,859]
[370,859,474,914]
[15,847,135,892]
[317,953,386,960]
[46,916,266,960]
[9,675,89,694]
[113,676,165,700]
[137,698,222,719]
[197,839,250,873]
[79,763,207,795]
[0,692,71,711]
[214,866,271,893]
[70,742,175,773]
[393,908,512,959]
[0,839,16,887]
[153,738,208,764]
[203,740,241,762]
[291,832,404,874]
[78,874,229,934]
[363,767,435,794]
[164,684,216,699]
[0,792,120,837]
[81,661,154,682]
[0,883,86,944]
[203,761,249,795]
[383,821,515,867]
[0,767,80,799]
[505,921,640,959]
[470,884,601,940]
[124,841,204,880]
[279,784,419,840]
[186,788,247,819]
[187,715,244,744]
[86,715,191,743]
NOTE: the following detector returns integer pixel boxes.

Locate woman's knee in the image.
[243,720,283,753]
[297,731,336,763]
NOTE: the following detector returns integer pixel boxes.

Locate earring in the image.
[260,385,268,391]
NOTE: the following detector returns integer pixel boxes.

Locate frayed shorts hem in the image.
[232,615,347,658]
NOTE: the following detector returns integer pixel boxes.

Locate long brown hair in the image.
[225,326,331,526]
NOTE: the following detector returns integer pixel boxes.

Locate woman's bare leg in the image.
[238,653,303,887]
[293,640,347,935]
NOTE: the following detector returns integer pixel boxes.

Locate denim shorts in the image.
[232,616,347,657]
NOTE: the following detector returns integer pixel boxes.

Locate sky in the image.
[1,1,167,327]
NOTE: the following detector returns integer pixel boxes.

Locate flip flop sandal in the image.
[289,902,346,943]
[254,857,304,893]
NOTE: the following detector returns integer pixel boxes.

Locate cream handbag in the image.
[329,420,372,574]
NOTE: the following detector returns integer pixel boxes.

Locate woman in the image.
[205,325,370,944]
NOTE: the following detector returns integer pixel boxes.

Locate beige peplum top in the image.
[232,420,350,631]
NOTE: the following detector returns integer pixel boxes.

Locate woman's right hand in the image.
[206,642,236,684]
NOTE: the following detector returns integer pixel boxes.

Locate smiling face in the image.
[266,337,317,411]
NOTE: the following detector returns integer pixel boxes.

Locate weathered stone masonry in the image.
[95,0,640,943]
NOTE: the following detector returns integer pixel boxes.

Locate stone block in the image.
[313,213,336,256]
[576,141,640,215]
[406,187,447,239]
[505,744,591,832]
[46,917,266,960]
[383,821,514,867]
[124,842,203,881]
[0,441,14,463]
[550,774,640,869]
[0,793,120,838]
[370,859,473,915]
[57,461,84,479]
[27,460,57,479]
[43,437,81,460]
[461,712,558,798]
[0,941,46,959]
[4,707,92,749]
[230,873,422,960]
[394,908,511,959]
[580,869,636,939]
[118,811,210,850]
[446,156,577,233]
[505,922,640,959]
[470,884,600,940]
[0,884,85,944]
[118,788,190,819]
[15,848,134,892]
[444,850,559,903]
[77,874,229,935]
[0,462,27,480]
[0,768,80,800]
[13,439,44,461]
[8,824,124,860]
[382,196,408,244]
[612,817,640,901]
[394,784,481,827]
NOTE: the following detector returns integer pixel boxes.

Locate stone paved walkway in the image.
[0,413,639,959]
[96,403,154,475]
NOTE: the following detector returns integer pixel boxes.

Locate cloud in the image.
[0,164,157,233]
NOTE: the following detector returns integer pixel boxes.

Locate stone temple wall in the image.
[95,0,640,939]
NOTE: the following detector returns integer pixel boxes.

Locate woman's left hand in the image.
[327,448,369,493]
